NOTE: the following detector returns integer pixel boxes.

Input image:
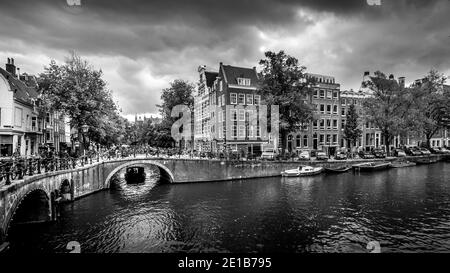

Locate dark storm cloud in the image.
[0,0,449,115]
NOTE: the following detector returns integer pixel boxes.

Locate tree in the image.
[38,52,126,148]
[409,70,448,147]
[361,71,412,156]
[343,104,362,152]
[258,50,314,154]
[156,79,195,148]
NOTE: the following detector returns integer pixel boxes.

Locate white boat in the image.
[281,166,324,177]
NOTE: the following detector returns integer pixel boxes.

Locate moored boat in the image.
[390,161,416,168]
[125,166,146,184]
[352,162,391,171]
[324,166,351,173]
[414,157,438,165]
[281,166,323,177]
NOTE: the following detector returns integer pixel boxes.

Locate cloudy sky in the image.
[1,0,449,120]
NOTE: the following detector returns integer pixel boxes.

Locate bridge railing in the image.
[0,149,179,186]
[0,152,116,186]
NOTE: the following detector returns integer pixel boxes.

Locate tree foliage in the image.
[343,104,362,147]
[362,71,412,155]
[156,79,195,146]
[258,50,314,152]
[38,52,126,147]
[409,70,449,146]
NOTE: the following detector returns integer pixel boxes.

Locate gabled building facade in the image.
[194,63,268,155]
[0,58,69,157]
[0,58,42,157]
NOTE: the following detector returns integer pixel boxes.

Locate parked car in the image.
[429,147,443,154]
[393,148,406,157]
[316,151,328,160]
[372,148,386,158]
[359,150,375,159]
[335,151,347,160]
[298,150,311,160]
[419,147,431,155]
[405,147,422,156]
[261,148,277,160]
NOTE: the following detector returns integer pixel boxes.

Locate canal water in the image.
[7,162,450,253]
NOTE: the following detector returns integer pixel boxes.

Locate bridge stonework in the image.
[1,155,448,243]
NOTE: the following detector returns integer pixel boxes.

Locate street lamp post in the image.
[81,124,89,157]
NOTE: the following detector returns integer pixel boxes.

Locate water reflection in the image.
[6,162,450,253]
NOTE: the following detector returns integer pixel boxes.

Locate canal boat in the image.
[124,166,146,184]
[281,166,323,177]
[414,157,438,164]
[352,162,391,171]
[324,166,351,173]
[390,161,416,168]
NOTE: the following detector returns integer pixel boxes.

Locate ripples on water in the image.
[7,162,450,253]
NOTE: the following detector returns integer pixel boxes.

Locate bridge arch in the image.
[3,186,51,239]
[104,160,175,187]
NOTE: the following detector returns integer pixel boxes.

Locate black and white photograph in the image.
[0,0,450,265]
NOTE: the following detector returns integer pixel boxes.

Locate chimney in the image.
[5,57,16,77]
[398,77,405,88]
[364,71,370,76]
[389,74,394,80]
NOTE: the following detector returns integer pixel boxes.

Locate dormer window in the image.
[237,78,251,86]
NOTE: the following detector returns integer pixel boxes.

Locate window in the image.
[239,109,245,121]
[237,78,251,86]
[218,126,223,138]
[220,81,223,91]
[319,90,325,98]
[313,120,318,129]
[320,104,325,113]
[341,107,346,116]
[320,119,325,129]
[326,105,331,114]
[319,134,325,144]
[333,105,338,114]
[326,119,331,129]
[218,96,222,106]
[342,98,346,105]
[254,95,261,105]
[326,134,331,144]
[231,109,237,121]
[313,90,318,98]
[238,93,245,104]
[327,91,332,99]
[230,93,237,104]
[333,119,338,129]
[303,135,308,147]
[341,119,346,129]
[32,117,37,131]
[221,95,225,106]
[246,94,253,105]
[333,91,338,99]
[239,125,245,137]
[296,135,301,147]
[15,107,23,127]
[333,134,337,144]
